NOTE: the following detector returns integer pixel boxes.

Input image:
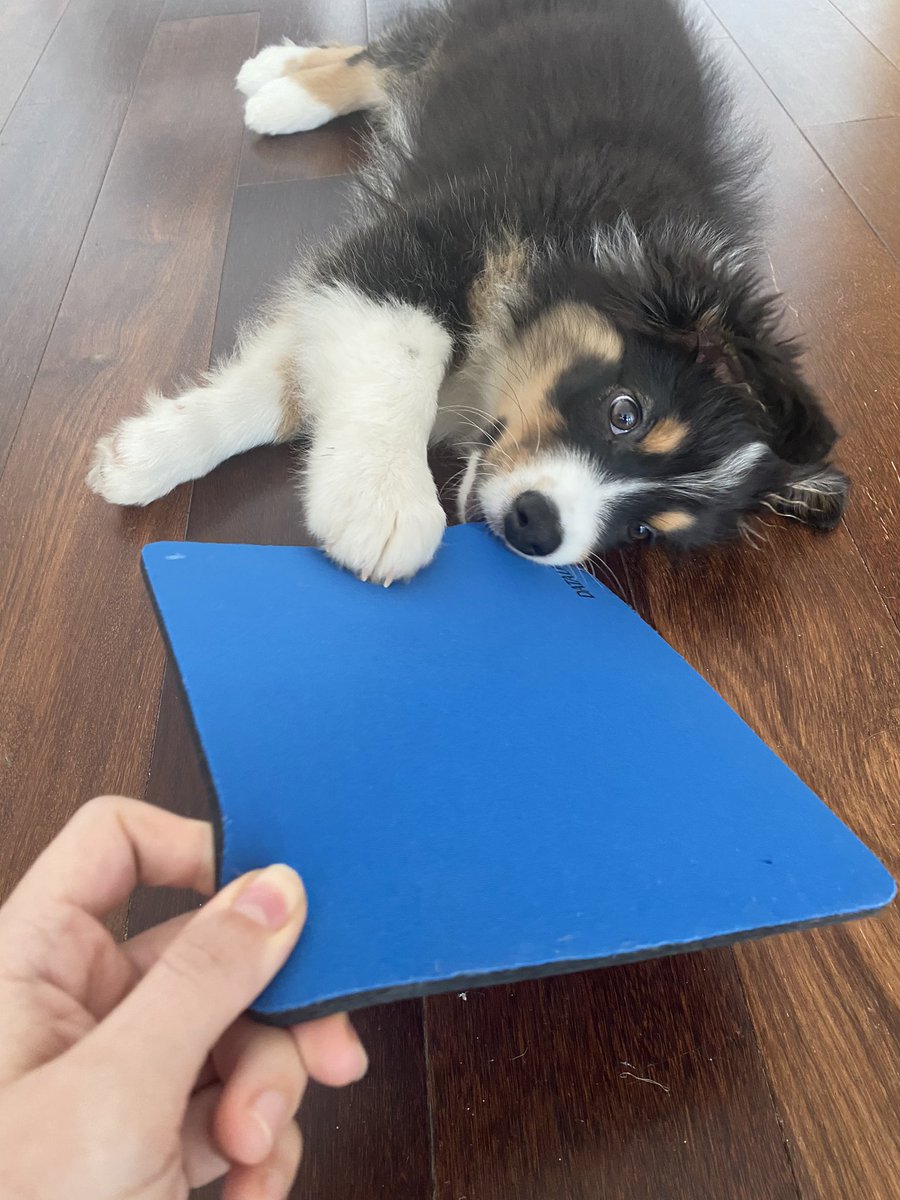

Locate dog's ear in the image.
[711,326,838,464]
[696,326,850,530]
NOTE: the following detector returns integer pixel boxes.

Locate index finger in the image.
[0,796,215,925]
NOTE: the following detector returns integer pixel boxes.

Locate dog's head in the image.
[458,222,848,563]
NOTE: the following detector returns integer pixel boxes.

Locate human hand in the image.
[0,796,368,1199]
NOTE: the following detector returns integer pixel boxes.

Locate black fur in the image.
[316,0,848,550]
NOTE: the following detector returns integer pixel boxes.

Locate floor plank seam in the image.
[843,525,900,640]
[0,1,169,488]
[0,0,73,139]
[823,0,900,74]
[422,999,439,1200]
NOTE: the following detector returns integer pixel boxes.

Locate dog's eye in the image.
[629,523,654,542]
[609,394,642,434]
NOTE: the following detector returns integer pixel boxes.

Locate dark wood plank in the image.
[162,0,369,185]
[0,0,70,129]
[128,176,433,1200]
[0,0,165,473]
[0,13,256,905]
[707,0,900,125]
[429,953,800,1200]
[829,0,900,69]
[806,116,900,260]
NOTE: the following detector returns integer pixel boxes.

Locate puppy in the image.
[88,0,848,584]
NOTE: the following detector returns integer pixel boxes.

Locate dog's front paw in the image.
[304,457,447,584]
[87,397,198,506]
[235,41,310,97]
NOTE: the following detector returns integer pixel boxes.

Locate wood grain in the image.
[707,0,900,125]
[806,115,900,260]
[428,952,800,1200]
[127,176,433,1200]
[0,14,256,903]
[0,0,164,472]
[0,0,70,129]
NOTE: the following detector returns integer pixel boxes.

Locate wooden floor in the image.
[1,0,898,1196]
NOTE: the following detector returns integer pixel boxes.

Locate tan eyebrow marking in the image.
[639,417,688,455]
[650,510,696,534]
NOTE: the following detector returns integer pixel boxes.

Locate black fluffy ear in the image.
[763,462,850,530]
[722,333,838,465]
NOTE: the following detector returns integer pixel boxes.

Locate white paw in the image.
[87,396,204,506]
[304,456,447,584]
[235,40,312,97]
[243,77,335,135]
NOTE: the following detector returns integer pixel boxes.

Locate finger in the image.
[82,864,307,1102]
[293,1013,369,1087]
[122,910,197,976]
[0,797,214,930]
[222,1121,303,1200]
[212,1019,307,1166]
[182,1083,231,1190]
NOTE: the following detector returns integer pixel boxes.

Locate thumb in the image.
[88,864,306,1099]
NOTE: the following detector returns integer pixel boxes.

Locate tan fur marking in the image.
[485,303,624,466]
[275,359,304,442]
[639,417,688,455]
[468,238,530,329]
[285,55,385,116]
[284,45,365,73]
[650,510,696,534]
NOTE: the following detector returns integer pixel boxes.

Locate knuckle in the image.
[74,794,133,829]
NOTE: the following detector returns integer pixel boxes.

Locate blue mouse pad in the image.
[142,526,894,1023]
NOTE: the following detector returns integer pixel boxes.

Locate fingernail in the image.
[232,864,303,930]
[249,1089,288,1155]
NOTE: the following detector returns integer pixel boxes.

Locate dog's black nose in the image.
[504,491,563,557]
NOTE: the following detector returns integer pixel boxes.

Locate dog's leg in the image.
[87,317,303,506]
[237,42,385,136]
[296,284,452,584]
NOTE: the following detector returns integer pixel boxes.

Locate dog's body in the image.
[89,0,848,583]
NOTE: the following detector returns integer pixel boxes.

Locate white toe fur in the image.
[87,395,204,505]
[235,40,311,97]
[304,451,447,583]
[244,77,335,135]
[88,317,298,506]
